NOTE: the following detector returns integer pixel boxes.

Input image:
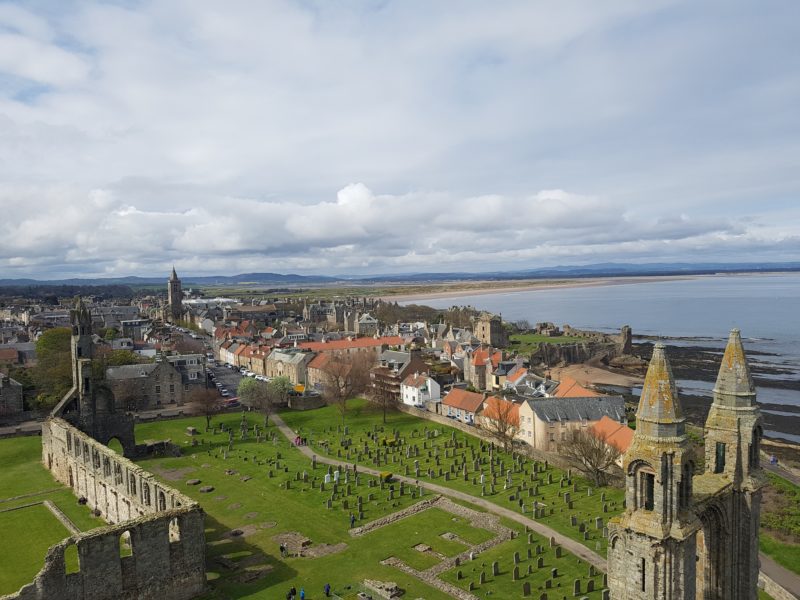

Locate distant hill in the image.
[0,262,798,287]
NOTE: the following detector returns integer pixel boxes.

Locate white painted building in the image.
[400,372,441,408]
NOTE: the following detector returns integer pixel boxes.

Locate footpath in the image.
[271,413,800,599]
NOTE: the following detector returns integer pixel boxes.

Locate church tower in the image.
[608,343,699,599]
[168,266,183,323]
[702,329,764,598]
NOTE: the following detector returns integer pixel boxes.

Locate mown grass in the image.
[279,398,624,556]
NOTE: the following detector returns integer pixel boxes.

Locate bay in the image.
[401,273,800,442]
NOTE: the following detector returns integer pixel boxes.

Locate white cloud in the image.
[0,0,797,278]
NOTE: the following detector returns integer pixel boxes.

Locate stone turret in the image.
[167,266,183,323]
[702,329,764,598]
[608,344,699,599]
[704,329,763,483]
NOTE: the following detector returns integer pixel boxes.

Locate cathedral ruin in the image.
[608,330,764,599]
[3,299,206,600]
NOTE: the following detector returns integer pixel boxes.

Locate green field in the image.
[508,332,586,354]
[0,504,72,594]
[279,398,624,556]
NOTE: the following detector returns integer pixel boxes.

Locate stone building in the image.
[167,267,183,323]
[0,372,23,415]
[607,331,763,599]
[106,360,187,410]
[265,350,312,386]
[473,312,507,347]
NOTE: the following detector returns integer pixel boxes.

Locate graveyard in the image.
[279,399,624,556]
[132,410,610,598]
[0,403,619,599]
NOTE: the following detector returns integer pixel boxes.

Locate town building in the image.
[515,395,626,452]
[265,350,312,386]
[400,372,441,408]
[0,373,23,416]
[441,388,485,425]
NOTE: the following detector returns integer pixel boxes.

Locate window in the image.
[643,472,655,510]
[749,428,761,469]
[189,372,197,380]
[155,385,161,394]
[169,384,174,393]
[640,558,646,592]
[714,442,726,474]
[549,433,555,442]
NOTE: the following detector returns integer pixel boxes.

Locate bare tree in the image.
[190,387,221,430]
[370,372,398,424]
[320,353,372,423]
[559,428,622,486]
[482,397,520,452]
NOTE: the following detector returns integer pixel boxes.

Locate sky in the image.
[0,0,799,279]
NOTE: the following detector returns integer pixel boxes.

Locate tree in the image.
[482,396,520,452]
[190,387,221,430]
[268,377,294,407]
[320,353,371,423]
[237,378,271,424]
[370,373,397,424]
[559,428,622,486]
[31,327,73,408]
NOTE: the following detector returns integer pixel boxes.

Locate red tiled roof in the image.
[307,353,330,370]
[506,368,528,384]
[299,336,406,352]
[553,375,602,398]
[442,388,485,413]
[402,372,428,388]
[482,397,520,423]
[0,348,18,361]
[590,415,634,453]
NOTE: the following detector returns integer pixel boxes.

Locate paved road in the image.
[271,413,800,597]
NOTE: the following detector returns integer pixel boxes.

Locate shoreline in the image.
[385,274,697,303]
[384,271,798,303]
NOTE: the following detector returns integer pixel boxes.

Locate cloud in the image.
[0,1,798,277]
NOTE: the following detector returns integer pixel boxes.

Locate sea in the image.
[400,273,800,443]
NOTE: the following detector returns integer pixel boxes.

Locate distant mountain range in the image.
[0,262,798,288]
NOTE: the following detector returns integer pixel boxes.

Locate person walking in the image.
[350,513,356,528]
[299,588,305,600]
[324,582,331,597]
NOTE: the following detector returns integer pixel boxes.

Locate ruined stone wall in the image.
[41,418,193,523]
[1,417,206,600]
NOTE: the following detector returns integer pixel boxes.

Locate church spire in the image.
[713,328,756,407]
[634,343,685,439]
[170,265,178,281]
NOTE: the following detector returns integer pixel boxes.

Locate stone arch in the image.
[120,530,133,558]
[696,501,730,599]
[628,459,656,511]
[68,467,74,488]
[169,517,181,542]
[64,539,80,574]
[142,483,151,506]
[158,490,167,511]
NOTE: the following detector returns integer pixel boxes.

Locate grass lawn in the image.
[135,413,456,599]
[279,398,624,556]
[0,504,72,595]
[759,472,800,576]
[439,519,606,598]
[509,333,586,354]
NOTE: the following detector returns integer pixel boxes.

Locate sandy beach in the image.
[550,364,643,388]
[385,274,698,303]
